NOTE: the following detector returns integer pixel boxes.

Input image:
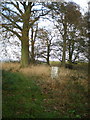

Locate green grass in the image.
[50,61,61,66]
[2,68,88,118]
[2,70,60,118]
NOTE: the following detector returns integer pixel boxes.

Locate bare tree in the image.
[49,2,81,67]
[1,1,50,67]
[36,28,54,65]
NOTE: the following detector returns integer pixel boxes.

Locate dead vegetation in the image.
[24,64,88,90]
[1,62,88,89]
[2,62,88,118]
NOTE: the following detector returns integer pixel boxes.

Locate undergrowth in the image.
[2,62,89,118]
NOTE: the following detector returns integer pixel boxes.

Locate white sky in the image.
[72,0,89,12]
[39,0,89,29]
[1,0,89,61]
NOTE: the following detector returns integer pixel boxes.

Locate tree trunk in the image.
[47,45,50,65]
[62,39,66,67]
[69,53,72,64]
[62,22,67,67]
[21,38,29,67]
[21,28,29,67]
[68,44,72,64]
[31,40,35,63]
[68,39,74,64]
[31,27,35,63]
[21,23,29,67]
[20,4,31,67]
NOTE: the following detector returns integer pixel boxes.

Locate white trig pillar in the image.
[51,66,59,79]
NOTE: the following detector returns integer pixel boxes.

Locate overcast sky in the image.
[72,0,89,12]
[1,0,89,61]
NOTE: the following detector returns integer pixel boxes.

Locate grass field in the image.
[1,62,89,118]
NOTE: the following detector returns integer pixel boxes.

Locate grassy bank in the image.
[2,62,89,118]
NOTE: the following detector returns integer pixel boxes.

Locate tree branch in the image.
[2,13,22,31]
[2,24,21,39]
[2,5,21,18]
[6,2,23,15]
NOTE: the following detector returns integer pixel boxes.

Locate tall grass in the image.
[2,62,89,118]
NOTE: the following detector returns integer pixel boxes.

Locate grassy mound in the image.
[2,70,59,118]
[2,62,89,118]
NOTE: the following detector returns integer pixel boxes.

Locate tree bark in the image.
[21,22,30,67]
[69,51,72,64]
[62,39,66,67]
[62,22,67,67]
[20,3,31,67]
[47,45,50,65]
[31,40,35,63]
[68,38,75,64]
[21,38,29,67]
[68,43,72,64]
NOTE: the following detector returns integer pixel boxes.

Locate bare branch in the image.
[2,24,21,39]
[2,5,21,18]
[2,13,22,31]
[5,2,23,15]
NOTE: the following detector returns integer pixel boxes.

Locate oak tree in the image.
[1,1,50,67]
